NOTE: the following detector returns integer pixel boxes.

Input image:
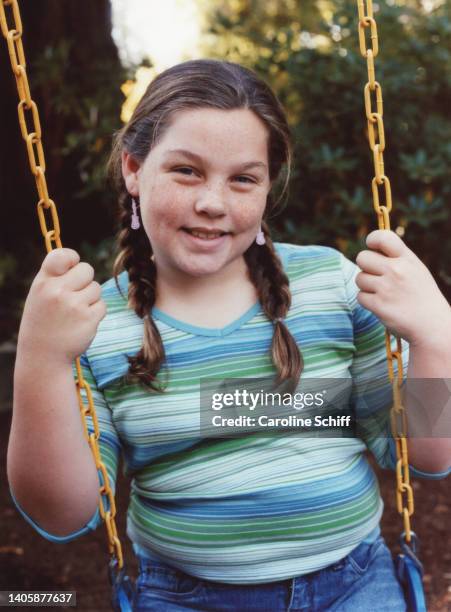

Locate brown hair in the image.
[108,59,303,392]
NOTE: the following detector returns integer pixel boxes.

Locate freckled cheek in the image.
[230,200,264,232]
[143,185,187,236]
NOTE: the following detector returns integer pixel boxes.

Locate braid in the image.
[244,220,303,392]
[112,189,168,393]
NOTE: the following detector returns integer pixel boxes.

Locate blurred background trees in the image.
[0,0,450,345]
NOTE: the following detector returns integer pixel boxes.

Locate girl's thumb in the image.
[41,248,81,277]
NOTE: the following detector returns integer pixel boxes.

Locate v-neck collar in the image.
[151,301,262,337]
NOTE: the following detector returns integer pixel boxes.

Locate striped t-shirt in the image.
[10,242,450,583]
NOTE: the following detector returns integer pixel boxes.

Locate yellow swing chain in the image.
[0,0,125,570]
[356,0,414,541]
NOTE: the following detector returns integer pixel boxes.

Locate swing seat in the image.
[395,532,427,612]
[109,558,136,612]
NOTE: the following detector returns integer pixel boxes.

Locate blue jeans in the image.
[132,535,407,611]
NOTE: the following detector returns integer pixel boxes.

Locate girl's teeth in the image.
[189,230,223,240]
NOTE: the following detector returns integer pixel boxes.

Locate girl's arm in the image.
[7,349,100,537]
[7,247,109,537]
[403,337,451,473]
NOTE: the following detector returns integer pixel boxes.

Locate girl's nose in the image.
[194,185,227,216]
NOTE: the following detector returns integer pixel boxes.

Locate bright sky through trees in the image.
[111,0,202,121]
[111,0,201,69]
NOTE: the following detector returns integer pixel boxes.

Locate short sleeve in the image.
[340,251,451,480]
[9,352,121,542]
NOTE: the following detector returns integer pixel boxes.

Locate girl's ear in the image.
[121,151,141,197]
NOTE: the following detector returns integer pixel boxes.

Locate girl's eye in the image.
[235,175,255,184]
[173,167,255,184]
[174,167,196,176]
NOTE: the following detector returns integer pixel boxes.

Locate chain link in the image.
[356,0,414,541]
[1,0,125,570]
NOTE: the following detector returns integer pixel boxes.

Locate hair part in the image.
[108,59,303,393]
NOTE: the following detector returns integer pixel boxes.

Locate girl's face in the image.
[122,107,272,282]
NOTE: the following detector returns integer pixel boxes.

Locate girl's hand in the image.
[17,248,107,364]
[355,229,451,349]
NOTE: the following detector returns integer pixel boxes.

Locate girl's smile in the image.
[180,228,230,248]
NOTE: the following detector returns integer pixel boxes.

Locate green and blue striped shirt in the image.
[10,242,450,583]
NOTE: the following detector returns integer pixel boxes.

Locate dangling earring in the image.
[131,197,140,230]
[256,225,265,245]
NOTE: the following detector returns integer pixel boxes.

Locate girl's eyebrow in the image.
[165,148,268,172]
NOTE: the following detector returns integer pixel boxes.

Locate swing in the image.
[0,0,427,610]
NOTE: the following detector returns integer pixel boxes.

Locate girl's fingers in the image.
[76,281,103,306]
[366,229,407,257]
[355,250,387,276]
[355,271,380,293]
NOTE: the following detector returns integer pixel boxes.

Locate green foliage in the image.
[32,38,132,202]
[198,0,451,295]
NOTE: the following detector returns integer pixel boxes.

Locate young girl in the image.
[8,59,451,611]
